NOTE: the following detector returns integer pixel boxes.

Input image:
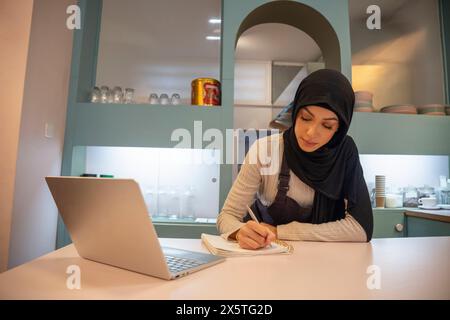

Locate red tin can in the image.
[191,78,221,106]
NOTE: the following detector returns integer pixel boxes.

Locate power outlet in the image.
[45,122,54,138]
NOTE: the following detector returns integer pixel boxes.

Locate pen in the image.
[246,205,260,223]
[246,205,273,248]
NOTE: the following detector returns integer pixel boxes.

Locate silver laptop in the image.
[45,176,225,280]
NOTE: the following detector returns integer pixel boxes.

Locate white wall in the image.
[0,0,34,273]
[233,63,315,130]
[96,54,220,104]
[234,60,272,106]
[360,155,449,193]
[233,105,275,130]
[399,0,444,106]
[96,0,221,104]
[7,0,74,269]
[350,0,444,109]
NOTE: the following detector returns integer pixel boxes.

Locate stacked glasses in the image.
[90,86,135,104]
[148,93,181,105]
[375,175,386,208]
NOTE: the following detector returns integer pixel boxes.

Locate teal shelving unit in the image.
[349,112,450,171]
[71,103,224,148]
[57,0,355,248]
[354,112,450,239]
[439,0,450,104]
[57,0,450,248]
[58,0,233,247]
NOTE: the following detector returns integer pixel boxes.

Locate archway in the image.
[235,0,341,71]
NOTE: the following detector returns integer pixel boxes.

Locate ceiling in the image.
[236,23,321,62]
[100,0,418,62]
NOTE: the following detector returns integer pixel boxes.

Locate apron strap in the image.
[276,152,291,197]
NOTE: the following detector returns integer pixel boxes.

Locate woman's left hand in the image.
[260,223,277,238]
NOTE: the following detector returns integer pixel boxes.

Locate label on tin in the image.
[203,82,220,105]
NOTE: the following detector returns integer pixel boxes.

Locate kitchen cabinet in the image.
[406,217,450,237]
[373,209,450,238]
[405,209,450,237]
[372,209,405,238]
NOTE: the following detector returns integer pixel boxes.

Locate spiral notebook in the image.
[201,233,293,257]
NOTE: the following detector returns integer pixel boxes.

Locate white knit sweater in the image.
[217,133,367,242]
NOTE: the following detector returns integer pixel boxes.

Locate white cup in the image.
[418,197,437,207]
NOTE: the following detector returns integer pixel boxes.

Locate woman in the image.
[217,69,373,249]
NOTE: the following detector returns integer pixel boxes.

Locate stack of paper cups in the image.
[375,175,386,207]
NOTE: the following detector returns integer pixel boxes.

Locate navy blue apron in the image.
[244,152,313,226]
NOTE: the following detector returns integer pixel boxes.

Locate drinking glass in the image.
[144,187,158,217]
[170,93,181,105]
[157,186,169,218]
[90,86,101,103]
[112,86,123,103]
[168,186,180,220]
[124,88,135,104]
[100,86,110,103]
[159,93,169,105]
[180,187,195,220]
[149,93,159,104]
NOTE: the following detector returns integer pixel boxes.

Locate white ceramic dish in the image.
[438,204,450,209]
[418,205,441,210]
[355,91,373,102]
[380,105,417,113]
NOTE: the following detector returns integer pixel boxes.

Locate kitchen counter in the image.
[0,237,449,300]
[405,209,450,223]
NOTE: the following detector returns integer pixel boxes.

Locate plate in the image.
[380,105,418,114]
[418,205,441,210]
[439,204,450,210]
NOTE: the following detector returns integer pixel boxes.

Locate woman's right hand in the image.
[235,221,276,250]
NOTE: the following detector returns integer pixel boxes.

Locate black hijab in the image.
[283,69,373,241]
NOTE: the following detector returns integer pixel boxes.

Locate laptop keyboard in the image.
[165,255,203,273]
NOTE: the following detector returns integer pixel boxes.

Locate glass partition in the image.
[360,154,449,208]
[83,146,221,223]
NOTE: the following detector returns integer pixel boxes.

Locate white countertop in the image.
[0,237,449,300]
[407,209,450,216]
[405,209,450,222]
